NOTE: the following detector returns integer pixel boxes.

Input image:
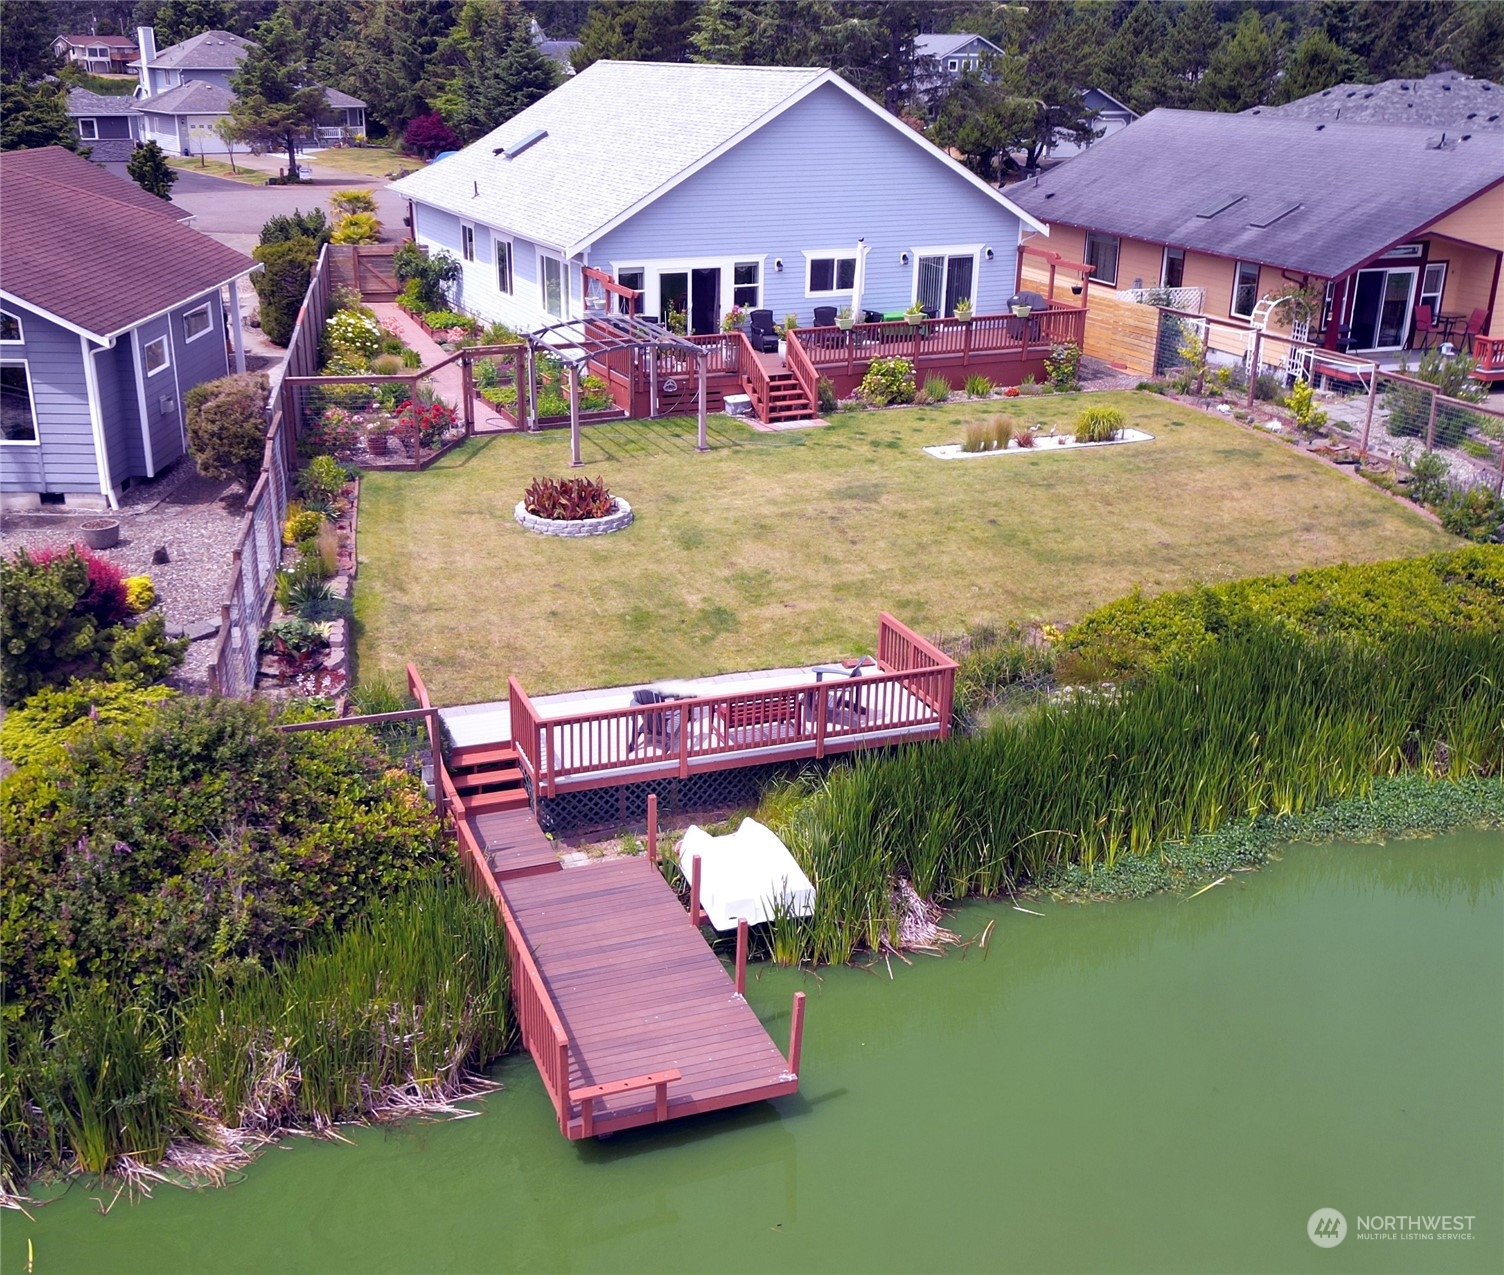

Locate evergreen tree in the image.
[573,1,697,71]
[1196,10,1283,112]
[689,0,750,64]
[0,82,79,152]
[1096,0,1168,114]
[1444,0,1504,80]
[927,71,1034,181]
[134,0,235,43]
[0,1,62,84]
[227,10,328,179]
[328,0,458,137]
[126,139,178,198]
[431,0,560,142]
[1274,28,1360,104]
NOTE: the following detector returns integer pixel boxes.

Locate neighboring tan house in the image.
[1011,107,1504,355]
[64,88,142,162]
[51,34,139,74]
[129,26,367,157]
[390,60,1046,336]
[0,148,257,509]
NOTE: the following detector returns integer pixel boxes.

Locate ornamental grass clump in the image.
[1074,405,1125,443]
[523,476,615,520]
[962,421,992,453]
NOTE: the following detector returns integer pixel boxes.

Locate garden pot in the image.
[955,314,973,323]
[906,314,925,327]
[366,432,390,456]
[1070,285,1083,296]
[79,518,120,549]
[1012,305,1032,318]
[836,319,854,331]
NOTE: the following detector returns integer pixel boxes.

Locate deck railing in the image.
[508,616,957,798]
[784,329,819,407]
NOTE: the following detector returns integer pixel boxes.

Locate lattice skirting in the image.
[528,762,818,834]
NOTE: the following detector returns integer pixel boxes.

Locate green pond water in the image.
[7,832,1502,1275]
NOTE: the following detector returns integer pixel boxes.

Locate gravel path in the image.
[0,462,249,691]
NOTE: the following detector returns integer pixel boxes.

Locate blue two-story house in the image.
[0,147,257,510]
[390,61,1048,339]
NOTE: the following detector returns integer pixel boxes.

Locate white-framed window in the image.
[616,267,645,314]
[540,253,565,318]
[182,303,213,342]
[805,252,856,296]
[1084,231,1120,287]
[1231,260,1261,319]
[0,362,40,443]
[143,334,170,375]
[948,58,959,71]
[733,261,760,309]
[0,310,22,343]
[77,118,99,140]
[1419,261,1447,318]
[495,237,513,294]
[461,223,476,263]
[1161,246,1185,289]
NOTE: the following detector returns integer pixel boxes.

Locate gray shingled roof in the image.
[65,87,139,118]
[144,29,250,70]
[1011,108,1504,279]
[136,80,235,115]
[914,33,1003,60]
[1250,71,1504,131]
[322,86,364,109]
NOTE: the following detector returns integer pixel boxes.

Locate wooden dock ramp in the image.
[413,663,805,1140]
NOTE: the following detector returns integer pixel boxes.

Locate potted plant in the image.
[904,302,927,327]
[366,425,391,456]
[79,518,120,549]
[1012,301,1032,318]
[835,306,855,330]
[721,304,748,333]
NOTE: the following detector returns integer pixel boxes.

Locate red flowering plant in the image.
[394,398,457,449]
[1003,385,1021,398]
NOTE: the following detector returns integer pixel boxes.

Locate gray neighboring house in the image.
[1248,70,1504,130]
[0,148,257,510]
[914,32,1005,91]
[64,88,141,162]
[531,20,581,75]
[1047,87,1138,159]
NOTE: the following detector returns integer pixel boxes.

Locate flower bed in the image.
[514,497,634,537]
[514,475,633,536]
[925,428,1154,460]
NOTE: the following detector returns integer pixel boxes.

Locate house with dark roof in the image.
[914,32,1005,93]
[64,88,142,162]
[390,61,1046,339]
[1011,108,1504,356]
[1248,70,1504,131]
[0,148,258,510]
[1046,88,1138,160]
[128,25,366,158]
[51,34,139,75]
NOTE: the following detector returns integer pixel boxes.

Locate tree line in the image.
[3,1,1500,161]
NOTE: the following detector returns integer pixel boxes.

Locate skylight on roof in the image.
[1248,203,1302,228]
[495,129,547,159]
[1196,194,1246,219]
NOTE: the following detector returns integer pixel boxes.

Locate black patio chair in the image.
[746,309,780,354]
[862,309,884,324]
[626,688,684,755]
[812,305,838,327]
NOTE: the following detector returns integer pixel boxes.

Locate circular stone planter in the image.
[514,497,634,538]
[79,518,120,549]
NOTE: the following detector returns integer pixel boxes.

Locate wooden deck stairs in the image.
[447,740,530,815]
[759,367,814,423]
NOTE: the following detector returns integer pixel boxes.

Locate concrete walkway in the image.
[370,304,517,434]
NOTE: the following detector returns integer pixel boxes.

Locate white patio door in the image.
[915,253,976,317]
[1347,267,1417,351]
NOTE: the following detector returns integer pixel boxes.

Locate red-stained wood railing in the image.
[876,612,958,739]
[783,329,819,408]
[508,675,545,795]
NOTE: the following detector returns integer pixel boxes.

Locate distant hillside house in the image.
[51,34,139,75]
[126,25,366,159]
[531,20,581,75]
[1012,108,1504,355]
[913,32,1005,100]
[1046,88,1138,160]
[65,88,142,162]
[389,61,1047,335]
[1248,70,1504,131]
[0,149,257,509]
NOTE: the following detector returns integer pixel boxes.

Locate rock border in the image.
[514,496,634,537]
[924,427,1155,461]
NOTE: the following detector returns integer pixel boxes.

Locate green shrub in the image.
[1287,379,1327,434]
[299,454,347,504]
[104,612,188,687]
[0,680,176,769]
[370,353,404,377]
[964,373,993,399]
[1254,373,1286,404]
[330,211,381,245]
[1074,404,1125,443]
[258,208,329,247]
[0,695,446,1026]
[1438,485,1504,543]
[1383,350,1489,448]
[423,309,472,332]
[1059,547,1504,682]
[325,307,382,358]
[816,375,838,415]
[393,241,459,311]
[921,374,952,403]
[1407,449,1451,507]
[1044,342,1081,391]
[330,188,376,216]
[185,372,269,489]
[397,278,430,315]
[283,506,324,545]
[858,356,915,406]
[250,237,319,346]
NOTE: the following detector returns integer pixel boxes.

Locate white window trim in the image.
[0,359,41,445]
[539,251,567,319]
[947,58,959,71]
[1419,260,1447,311]
[143,334,171,376]
[803,249,859,299]
[909,244,984,313]
[460,222,476,263]
[1084,231,1121,288]
[494,235,514,295]
[1161,246,1185,288]
[1230,260,1261,320]
[77,118,99,140]
[182,302,213,343]
[0,309,23,344]
[610,255,766,323]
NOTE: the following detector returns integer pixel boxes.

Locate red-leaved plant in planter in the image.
[395,399,457,449]
[32,545,130,624]
[523,476,615,520]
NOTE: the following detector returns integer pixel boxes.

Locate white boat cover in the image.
[677,818,817,931]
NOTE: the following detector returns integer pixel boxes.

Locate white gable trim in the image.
[567,70,1048,254]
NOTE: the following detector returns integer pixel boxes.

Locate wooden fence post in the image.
[1245,330,1261,410]
[1359,373,1379,461]
[787,990,806,1075]
[689,854,702,928]
[735,918,748,997]
[647,792,658,866]
[461,353,475,435]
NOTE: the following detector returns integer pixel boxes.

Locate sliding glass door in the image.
[915,253,976,317]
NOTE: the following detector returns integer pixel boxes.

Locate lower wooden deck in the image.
[500,858,799,1138]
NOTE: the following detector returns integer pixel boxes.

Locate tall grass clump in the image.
[962,421,992,453]
[761,626,1504,966]
[1074,404,1125,442]
[964,374,993,399]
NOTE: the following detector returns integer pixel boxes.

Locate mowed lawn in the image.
[354,391,1454,703]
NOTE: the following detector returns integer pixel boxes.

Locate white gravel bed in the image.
[0,462,249,692]
[925,428,1155,460]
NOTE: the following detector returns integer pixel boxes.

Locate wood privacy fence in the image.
[207,245,334,696]
[1022,263,1158,376]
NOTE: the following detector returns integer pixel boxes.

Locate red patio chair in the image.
[1459,307,1488,354]
[1410,304,1440,350]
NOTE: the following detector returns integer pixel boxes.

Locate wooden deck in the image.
[410,665,806,1142]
